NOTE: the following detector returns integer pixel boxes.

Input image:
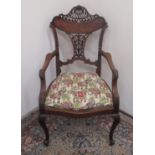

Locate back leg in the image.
[38,115,49,146]
[109,114,120,145]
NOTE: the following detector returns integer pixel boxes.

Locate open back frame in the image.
[50,5,108,76]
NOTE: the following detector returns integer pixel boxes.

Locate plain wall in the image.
[21,0,133,117]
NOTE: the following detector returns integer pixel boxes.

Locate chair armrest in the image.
[39,51,56,107]
[100,50,119,112]
[100,51,118,80]
[39,51,56,80]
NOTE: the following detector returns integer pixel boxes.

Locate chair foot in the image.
[38,115,49,146]
[109,114,120,146]
[109,139,115,146]
[67,122,71,126]
[86,122,90,126]
[44,139,49,146]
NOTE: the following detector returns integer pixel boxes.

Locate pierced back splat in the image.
[50,5,108,75]
[69,33,89,59]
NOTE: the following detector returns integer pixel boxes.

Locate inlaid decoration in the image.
[59,5,99,23]
[58,5,101,59]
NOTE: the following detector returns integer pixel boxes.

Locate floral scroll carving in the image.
[59,5,98,59]
[59,5,99,23]
[69,33,89,59]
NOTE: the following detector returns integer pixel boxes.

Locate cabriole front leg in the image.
[38,115,49,146]
[109,114,120,145]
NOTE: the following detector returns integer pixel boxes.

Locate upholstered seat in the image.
[45,72,113,110]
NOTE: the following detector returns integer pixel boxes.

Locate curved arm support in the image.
[100,50,119,112]
[39,51,56,109]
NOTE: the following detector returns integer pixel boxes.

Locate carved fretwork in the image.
[59,5,99,23]
[58,5,100,59]
[69,33,89,59]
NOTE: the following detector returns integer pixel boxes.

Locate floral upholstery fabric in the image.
[45,72,113,110]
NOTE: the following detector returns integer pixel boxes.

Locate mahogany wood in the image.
[52,17,107,33]
[38,5,120,146]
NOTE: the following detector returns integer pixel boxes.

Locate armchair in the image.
[38,5,120,146]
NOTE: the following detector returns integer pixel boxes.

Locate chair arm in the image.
[100,50,119,112]
[39,51,56,80]
[39,51,56,107]
[100,51,118,80]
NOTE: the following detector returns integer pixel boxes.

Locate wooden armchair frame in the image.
[39,5,120,146]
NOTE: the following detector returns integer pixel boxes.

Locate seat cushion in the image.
[45,72,113,110]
